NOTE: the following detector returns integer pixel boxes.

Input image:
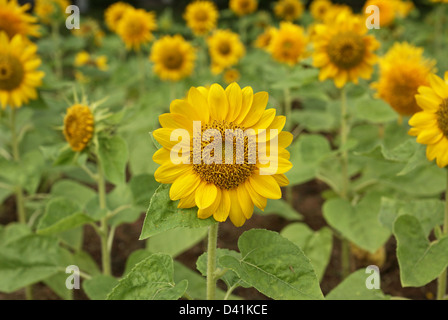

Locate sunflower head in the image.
[229,0,258,16]
[0,0,40,38]
[274,0,304,22]
[152,83,293,227]
[34,0,70,25]
[104,1,134,32]
[0,32,44,109]
[223,68,241,84]
[207,29,245,73]
[183,0,219,36]
[150,34,196,82]
[408,72,448,168]
[254,26,276,51]
[63,104,94,152]
[116,8,157,51]
[268,22,308,66]
[373,42,436,116]
[363,0,400,28]
[310,0,333,21]
[312,12,379,88]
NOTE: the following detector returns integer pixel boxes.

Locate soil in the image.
[0,178,437,301]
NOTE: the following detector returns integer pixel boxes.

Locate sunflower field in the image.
[1,0,448,304]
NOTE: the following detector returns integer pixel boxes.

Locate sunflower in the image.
[254,26,276,51]
[34,0,70,25]
[74,51,109,71]
[372,42,436,117]
[322,3,352,23]
[150,35,196,82]
[273,0,304,22]
[63,104,94,152]
[71,18,104,47]
[310,0,332,21]
[267,22,308,66]
[0,0,40,38]
[223,68,240,84]
[229,0,258,16]
[116,8,157,51]
[207,29,245,74]
[312,12,380,88]
[408,72,448,168]
[104,1,133,32]
[363,0,401,28]
[0,33,44,109]
[183,0,219,36]
[152,83,292,226]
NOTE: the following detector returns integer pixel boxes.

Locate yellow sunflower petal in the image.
[169,170,201,200]
[195,182,218,209]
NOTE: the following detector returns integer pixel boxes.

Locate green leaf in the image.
[129,174,159,208]
[355,97,398,124]
[0,235,61,293]
[254,198,302,221]
[107,253,188,300]
[37,197,95,235]
[287,134,332,186]
[326,269,390,300]
[83,275,119,300]
[97,135,129,185]
[394,215,448,287]
[139,184,216,239]
[280,223,333,281]
[323,192,391,253]
[220,229,324,300]
[50,179,96,209]
[147,227,208,258]
[379,197,444,236]
[198,249,250,290]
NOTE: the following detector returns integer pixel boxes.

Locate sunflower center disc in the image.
[437,99,448,138]
[163,51,184,70]
[0,54,25,91]
[192,120,257,190]
[218,41,231,55]
[327,32,366,69]
[194,9,208,22]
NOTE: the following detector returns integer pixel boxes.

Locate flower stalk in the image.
[437,169,448,300]
[206,223,219,300]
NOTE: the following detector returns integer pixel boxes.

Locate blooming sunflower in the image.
[312,12,380,88]
[150,35,196,82]
[183,0,219,36]
[63,104,94,152]
[116,8,157,51]
[372,42,436,117]
[207,29,245,74]
[274,0,304,22]
[34,0,70,25]
[229,0,258,16]
[408,72,448,168]
[363,0,401,28]
[0,0,40,38]
[254,26,276,51]
[267,22,308,66]
[104,1,133,32]
[223,68,240,84]
[152,83,293,227]
[0,33,44,109]
[310,0,332,22]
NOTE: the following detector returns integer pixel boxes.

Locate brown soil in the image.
[0,179,437,300]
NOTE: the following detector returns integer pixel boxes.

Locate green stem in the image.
[10,108,26,224]
[341,238,350,279]
[437,170,448,300]
[340,87,349,200]
[340,87,351,279]
[283,86,293,206]
[206,223,219,300]
[51,21,63,78]
[97,160,111,276]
